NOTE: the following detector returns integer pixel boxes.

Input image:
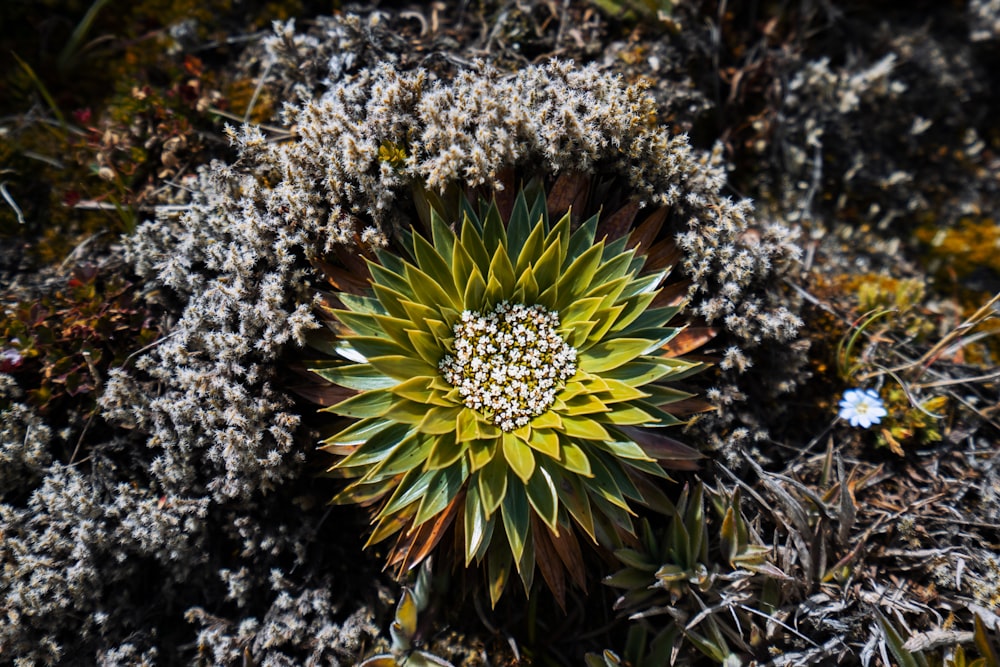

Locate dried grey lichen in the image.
[186,576,380,666]
[0,384,53,496]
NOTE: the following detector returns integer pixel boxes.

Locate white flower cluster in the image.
[439,302,577,432]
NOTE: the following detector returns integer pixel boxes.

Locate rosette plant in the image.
[309,176,711,606]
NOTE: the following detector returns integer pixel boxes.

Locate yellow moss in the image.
[917,216,1000,276]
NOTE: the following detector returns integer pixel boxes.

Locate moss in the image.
[917,216,1000,277]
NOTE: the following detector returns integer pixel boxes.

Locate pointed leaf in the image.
[502,432,536,483]
[312,364,397,391]
[525,466,559,532]
[501,480,530,565]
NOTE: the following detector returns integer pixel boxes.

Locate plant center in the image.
[439,301,578,432]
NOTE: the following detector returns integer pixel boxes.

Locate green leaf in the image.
[312,364,396,391]
[325,389,394,419]
[337,292,386,315]
[579,339,652,373]
[369,262,415,300]
[456,408,480,443]
[531,234,564,293]
[334,310,384,337]
[367,355,439,382]
[526,427,560,459]
[559,440,592,476]
[512,265,540,304]
[591,438,656,461]
[514,217,547,275]
[413,229,460,301]
[525,466,559,532]
[507,188,533,261]
[460,213,492,276]
[322,417,393,447]
[503,432,536,483]
[589,250,635,289]
[487,244,517,295]
[586,454,636,512]
[610,292,659,334]
[601,360,674,386]
[560,297,604,327]
[566,213,598,263]
[563,394,610,416]
[612,306,681,335]
[464,482,490,565]
[462,265,487,310]
[369,433,436,480]
[482,200,508,253]
[406,264,459,310]
[552,469,596,542]
[560,414,611,441]
[430,206,456,258]
[450,240,478,292]
[487,541,512,608]
[556,243,605,309]
[334,422,415,468]
[407,329,444,365]
[598,404,657,425]
[425,431,466,470]
[342,335,411,361]
[413,458,469,528]
[467,437,498,471]
[478,452,509,516]
[501,480,530,565]
[380,468,434,516]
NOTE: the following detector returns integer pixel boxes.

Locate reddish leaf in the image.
[313,257,371,295]
[531,515,567,610]
[595,200,640,242]
[547,517,588,592]
[547,172,591,225]
[661,398,716,416]
[644,238,683,275]
[661,327,716,357]
[389,490,463,573]
[492,166,517,220]
[650,280,690,308]
[286,382,357,407]
[627,206,668,252]
[618,427,704,470]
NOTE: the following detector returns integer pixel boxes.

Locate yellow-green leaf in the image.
[559,440,592,476]
[501,481,529,565]
[503,432,536,483]
[579,339,651,373]
[526,466,559,532]
[325,389,394,419]
[478,452,508,516]
[312,364,396,391]
[527,427,560,459]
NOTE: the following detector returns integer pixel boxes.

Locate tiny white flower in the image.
[838,388,888,429]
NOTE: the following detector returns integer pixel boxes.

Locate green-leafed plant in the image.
[308,176,711,606]
[600,480,786,665]
[877,612,1000,667]
[361,561,455,667]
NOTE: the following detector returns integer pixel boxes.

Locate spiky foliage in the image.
[602,480,787,665]
[310,180,709,606]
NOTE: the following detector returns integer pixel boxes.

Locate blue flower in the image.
[838,388,888,429]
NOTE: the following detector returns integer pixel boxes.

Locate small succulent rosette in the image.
[308,177,711,605]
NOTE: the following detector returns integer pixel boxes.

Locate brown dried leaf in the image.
[596,200,640,242]
[531,516,567,610]
[661,327,717,357]
[547,171,590,224]
[627,206,668,252]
